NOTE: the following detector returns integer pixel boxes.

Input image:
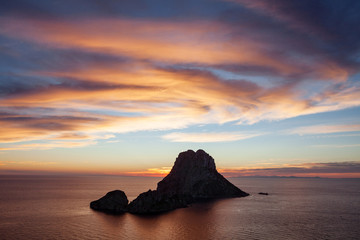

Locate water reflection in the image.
[94,211,127,228]
[93,200,225,239]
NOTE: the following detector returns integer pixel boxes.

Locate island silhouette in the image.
[90,149,249,214]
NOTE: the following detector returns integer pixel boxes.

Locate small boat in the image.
[258,192,269,195]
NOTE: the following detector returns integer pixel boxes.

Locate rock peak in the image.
[171,149,216,173]
[156,149,242,198]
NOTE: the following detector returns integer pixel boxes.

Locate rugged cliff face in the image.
[157,149,247,199]
[91,149,249,214]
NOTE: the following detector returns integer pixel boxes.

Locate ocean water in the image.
[0,176,359,240]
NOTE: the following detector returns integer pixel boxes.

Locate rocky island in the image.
[90,149,249,214]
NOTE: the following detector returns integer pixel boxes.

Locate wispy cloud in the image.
[288,124,360,135]
[312,144,360,148]
[0,140,97,151]
[163,131,262,142]
[220,161,360,178]
[0,160,58,166]
[0,1,359,150]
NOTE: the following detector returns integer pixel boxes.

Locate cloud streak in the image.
[0,140,97,151]
[288,124,360,135]
[124,167,172,177]
[163,131,262,142]
[220,161,360,178]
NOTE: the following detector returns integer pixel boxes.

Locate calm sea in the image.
[0,175,359,240]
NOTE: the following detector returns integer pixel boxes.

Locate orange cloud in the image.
[0,16,359,150]
[1,15,351,80]
[0,64,358,148]
[0,140,97,151]
[0,17,295,73]
[0,160,58,166]
[124,167,172,177]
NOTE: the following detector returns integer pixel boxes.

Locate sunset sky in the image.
[0,0,359,177]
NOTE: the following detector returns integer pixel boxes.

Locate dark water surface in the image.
[0,176,359,239]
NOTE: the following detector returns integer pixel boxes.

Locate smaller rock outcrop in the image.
[90,190,128,213]
[128,190,189,214]
[258,192,269,195]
